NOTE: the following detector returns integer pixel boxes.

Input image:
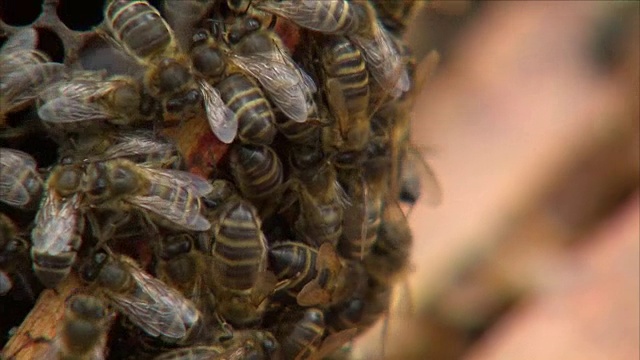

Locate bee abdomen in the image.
[230,144,284,200]
[217,74,277,145]
[269,243,317,292]
[106,0,172,59]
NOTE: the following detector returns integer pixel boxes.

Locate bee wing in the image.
[1,63,67,109]
[317,242,342,273]
[310,328,358,360]
[128,169,211,231]
[110,266,199,340]
[101,131,176,161]
[0,28,37,56]
[38,95,115,124]
[153,346,224,360]
[297,280,331,307]
[254,0,345,33]
[146,167,213,196]
[350,23,409,98]
[230,51,316,123]
[31,193,81,255]
[0,50,50,76]
[0,271,11,295]
[198,79,237,144]
[0,149,40,207]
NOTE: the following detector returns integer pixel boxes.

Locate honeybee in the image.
[285,243,358,307]
[311,35,371,162]
[369,0,425,36]
[152,330,280,360]
[222,14,317,123]
[251,0,409,98]
[30,192,83,288]
[155,233,221,334]
[337,177,383,261]
[228,144,284,211]
[276,308,358,360]
[79,249,203,344]
[0,147,44,210]
[0,213,32,297]
[285,147,346,248]
[269,242,318,301]
[190,25,277,145]
[200,180,276,327]
[363,203,412,286]
[103,0,237,144]
[43,294,113,360]
[327,280,392,335]
[37,72,155,128]
[46,157,212,232]
[0,28,67,124]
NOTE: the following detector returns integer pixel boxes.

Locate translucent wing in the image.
[198,79,237,144]
[0,28,37,56]
[39,76,110,102]
[311,328,358,360]
[350,23,409,98]
[254,0,346,33]
[128,168,211,231]
[399,147,442,207]
[0,50,50,76]
[153,346,224,360]
[109,263,201,340]
[1,63,67,109]
[0,148,41,207]
[0,271,11,295]
[146,167,213,196]
[101,131,177,162]
[38,95,116,124]
[31,193,80,255]
[230,51,316,123]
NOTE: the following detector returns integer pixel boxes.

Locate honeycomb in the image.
[0,1,432,359]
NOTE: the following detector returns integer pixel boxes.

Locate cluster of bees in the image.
[0,0,439,359]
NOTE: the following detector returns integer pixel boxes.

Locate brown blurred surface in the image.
[353,1,639,359]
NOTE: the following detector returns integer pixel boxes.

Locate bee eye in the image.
[247,18,260,31]
[192,30,209,45]
[228,31,241,44]
[184,89,201,105]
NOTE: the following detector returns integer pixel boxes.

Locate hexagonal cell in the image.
[56,0,105,31]
[0,0,43,26]
[35,27,64,62]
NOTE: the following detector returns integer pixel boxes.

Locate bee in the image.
[103,0,237,144]
[154,233,221,334]
[0,28,67,124]
[190,25,277,145]
[43,294,113,360]
[59,130,183,170]
[0,213,32,297]
[222,14,317,123]
[312,35,371,164]
[363,203,412,286]
[152,330,280,360]
[37,72,155,129]
[327,280,392,335]
[251,0,409,98]
[285,146,346,248]
[0,147,44,210]
[369,0,425,37]
[337,178,383,261]
[228,144,284,209]
[269,242,318,301]
[46,157,212,232]
[200,180,276,327]
[30,192,83,288]
[277,308,358,360]
[79,249,203,344]
[284,243,358,307]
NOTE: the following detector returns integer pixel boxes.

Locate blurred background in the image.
[354,1,639,359]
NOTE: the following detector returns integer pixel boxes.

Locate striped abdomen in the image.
[269,242,318,294]
[105,0,173,60]
[281,308,325,360]
[211,199,267,292]
[230,144,283,200]
[338,184,382,260]
[217,74,277,145]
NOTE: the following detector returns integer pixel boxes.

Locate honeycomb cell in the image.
[57,0,105,31]
[34,27,64,63]
[0,0,43,26]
